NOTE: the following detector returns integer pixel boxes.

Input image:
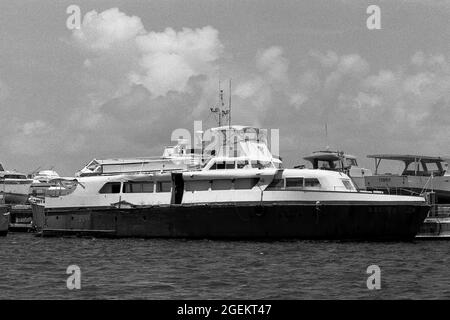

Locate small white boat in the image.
[0,163,33,204]
[32,125,429,240]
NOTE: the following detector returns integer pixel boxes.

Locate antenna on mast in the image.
[210,79,230,127]
[210,80,222,126]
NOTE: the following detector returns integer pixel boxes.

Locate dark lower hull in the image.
[35,202,430,240]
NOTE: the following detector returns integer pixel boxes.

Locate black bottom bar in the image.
[38,203,429,240]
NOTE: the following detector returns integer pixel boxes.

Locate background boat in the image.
[302,150,372,190]
[0,163,33,204]
[365,154,450,203]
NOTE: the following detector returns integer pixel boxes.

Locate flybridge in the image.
[76,125,281,177]
[204,125,280,165]
[75,156,200,177]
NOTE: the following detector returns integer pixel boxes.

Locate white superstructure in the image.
[41,126,425,210]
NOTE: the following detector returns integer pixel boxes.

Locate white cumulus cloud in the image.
[133,26,223,96]
[73,8,145,51]
[72,8,223,97]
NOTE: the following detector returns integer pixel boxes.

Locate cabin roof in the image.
[367,154,447,162]
[89,157,164,165]
[36,170,59,176]
[303,151,357,161]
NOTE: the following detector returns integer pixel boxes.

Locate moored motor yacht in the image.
[32,125,429,240]
[29,170,75,199]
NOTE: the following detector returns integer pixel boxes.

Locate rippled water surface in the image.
[1,233,450,299]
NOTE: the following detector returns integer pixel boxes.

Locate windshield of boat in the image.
[316,157,357,170]
[207,159,274,170]
[251,160,273,169]
[317,160,341,170]
[4,174,28,179]
[402,160,445,176]
[345,158,357,167]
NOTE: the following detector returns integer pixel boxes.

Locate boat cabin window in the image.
[251,161,272,169]
[99,182,121,194]
[185,180,210,191]
[185,178,259,191]
[402,161,444,176]
[225,161,235,169]
[267,178,284,189]
[237,160,249,169]
[403,162,422,175]
[216,161,226,170]
[422,162,444,176]
[345,158,357,167]
[156,181,172,192]
[208,161,242,170]
[341,179,354,190]
[304,178,321,188]
[285,178,304,188]
[316,160,355,170]
[3,174,28,179]
[267,177,322,190]
[317,160,336,170]
[123,181,154,193]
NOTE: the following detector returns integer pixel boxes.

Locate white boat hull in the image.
[0,180,32,204]
[365,175,450,203]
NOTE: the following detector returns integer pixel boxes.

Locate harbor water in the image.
[1,233,450,299]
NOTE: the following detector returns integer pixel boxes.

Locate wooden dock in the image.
[416,205,450,239]
[9,204,33,232]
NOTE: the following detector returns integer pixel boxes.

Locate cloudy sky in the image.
[0,0,449,175]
